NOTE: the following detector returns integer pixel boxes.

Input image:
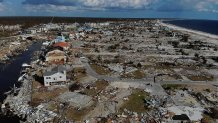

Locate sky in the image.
[0,0,218,20]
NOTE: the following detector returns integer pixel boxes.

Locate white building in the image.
[25,28,37,34]
[45,23,61,30]
[43,66,67,86]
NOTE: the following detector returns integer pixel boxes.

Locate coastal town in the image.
[0,19,218,123]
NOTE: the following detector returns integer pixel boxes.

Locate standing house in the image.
[43,66,67,86]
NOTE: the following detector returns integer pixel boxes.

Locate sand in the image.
[159,21,218,40]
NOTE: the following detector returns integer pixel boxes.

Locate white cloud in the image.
[24,4,78,13]
[0,3,5,12]
[81,0,157,9]
[24,4,106,13]
[195,0,218,13]
[24,0,158,12]
[23,0,218,14]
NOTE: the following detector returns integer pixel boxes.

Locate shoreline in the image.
[159,20,218,40]
[0,42,43,122]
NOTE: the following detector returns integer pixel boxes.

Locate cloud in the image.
[24,4,78,13]
[81,0,158,9]
[22,0,218,13]
[22,0,76,6]
[195,0,218,13]
[23,0,158,11]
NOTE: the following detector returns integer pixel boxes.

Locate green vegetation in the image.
[90,64,111,75]
[68,67,87,81]
[83,88,98,97]
[121,70,146,79]
[187,75,214,81]
[47,102,58,112]
[31,87,67,107]
[162,84,183,91]
[95,80,109,90]
[120,89,149,113]
[65,107,92,121]
[202,114,215,123]
[82,80,109,97]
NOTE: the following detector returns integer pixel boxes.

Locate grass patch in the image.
[187,75,214,81]
[90,64,111,75]
[119,89,149,113]
[82,80,109,97]
[81,48,92,53]
[65,107,89,121]
[47,102,59,112]
[74,67,86,73]
[65,105,95,121]
[83,89,98,97]
[31,87,67,106]
[202,114,215,123]
[143,65,154,69]
[32,81,43,90]
[68,67,87,81]
[121,70,146,79]
[162,84,183,91]
[74,73,87,81]
[95,80,109,90]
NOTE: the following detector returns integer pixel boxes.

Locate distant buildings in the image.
[0,24,21,31]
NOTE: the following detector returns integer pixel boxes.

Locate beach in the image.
[159,21,218,40]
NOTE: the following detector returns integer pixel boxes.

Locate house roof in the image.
[47,49,65,56]
[44,65,66,76]
[53,42,70,48]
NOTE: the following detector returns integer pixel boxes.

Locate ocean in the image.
[165,19,218,35]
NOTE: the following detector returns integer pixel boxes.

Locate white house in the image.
[25,28,37,34]
[43,66,67,86]
[37,26,48,33]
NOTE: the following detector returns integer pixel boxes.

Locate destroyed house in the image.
[52,42,70,50]
[43,66,67,86]
[45,49,66,64]
[172,114,190,123]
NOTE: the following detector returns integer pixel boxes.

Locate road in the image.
[81,59,168,95]
[82,61,152,83]
[81,57,218,96]
[161,80,218,86]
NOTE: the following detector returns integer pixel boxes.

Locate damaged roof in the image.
[44,65,66,76]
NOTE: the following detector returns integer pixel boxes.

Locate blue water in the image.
[165,20,218,35]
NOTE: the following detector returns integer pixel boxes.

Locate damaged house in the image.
[45,49,66,64]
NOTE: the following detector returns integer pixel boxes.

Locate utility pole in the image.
[50,16,54,24]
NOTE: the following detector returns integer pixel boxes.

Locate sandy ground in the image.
[159,21,218,40]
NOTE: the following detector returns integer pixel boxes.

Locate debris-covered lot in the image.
[2,19,218,123]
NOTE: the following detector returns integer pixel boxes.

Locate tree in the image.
[137,63,142,68]
[201,57,207,64]
[171,41,179,48]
